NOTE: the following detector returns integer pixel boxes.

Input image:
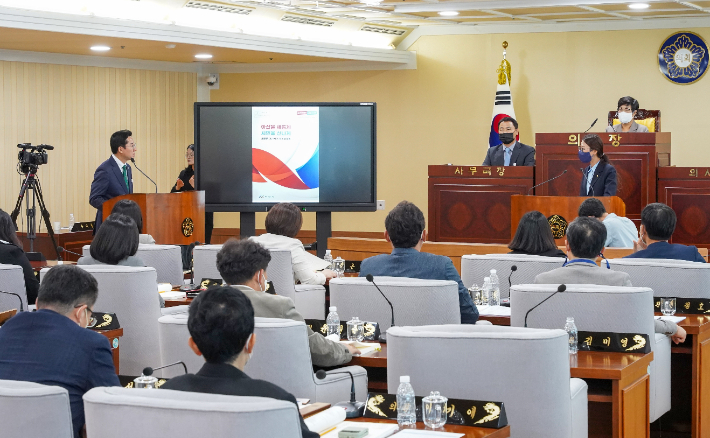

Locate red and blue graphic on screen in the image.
[252,146,319,190]
[489,113,518,147]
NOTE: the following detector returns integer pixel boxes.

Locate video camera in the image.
[17,143,53,174]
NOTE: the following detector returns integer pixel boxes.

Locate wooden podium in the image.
[428,165,534,244]
[535,132,670,224]
[658,167,710,249]
[103,192,205,245]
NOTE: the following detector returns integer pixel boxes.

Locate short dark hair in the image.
[385,201,425,248]
[264,203,302,238]
[110,200,144,233]
[110,130,132,154]
[508,211,559,254]
[582,134,609,164]
[566,217,607,259]
[188,286,255,364]
[578,198,606,218]
[0,208,22,247]
[187,144,195,152]
[641,203,676,241]
[498,117,518,130]
[37,265,99,314]
[90,213,139,264]
[216,239,271,285]
[617,96,639,112]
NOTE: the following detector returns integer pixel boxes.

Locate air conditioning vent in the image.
[185,1,254,14]
[368,19,402,25]
[360,24,406,35]
[281,14,336,26]
[331,14,367,20]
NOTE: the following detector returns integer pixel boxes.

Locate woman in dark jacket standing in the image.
[0,209,40,304]
[171,144,213,243]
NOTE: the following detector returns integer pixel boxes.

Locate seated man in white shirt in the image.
[578,198,637,248]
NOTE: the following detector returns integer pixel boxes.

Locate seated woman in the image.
[110,199,155,244]
[78,214,145,267]
[0,208,40,305]
[250,203,336,285]
[606,96,649,133]
[508,211,566,258]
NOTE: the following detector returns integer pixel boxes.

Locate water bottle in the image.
[396,376,416,427]
[324,250,333,270]
[565,317,578,355]
[489,269,500,306]
[68,214,75,230]
[326,306,340,337]
[481,277,491,306]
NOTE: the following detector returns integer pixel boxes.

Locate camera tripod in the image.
[10,165,60,261]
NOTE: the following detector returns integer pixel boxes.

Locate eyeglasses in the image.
[76,304,97,327]
[185,153,195,158]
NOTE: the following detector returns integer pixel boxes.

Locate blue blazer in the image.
[580,161,617,196]
[483,142,535,166]
[359,247,479,324]
[623,241,706,263]
[0,310,120,437]
[89,157,133,231]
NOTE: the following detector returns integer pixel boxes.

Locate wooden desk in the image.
[164,297,193,308]
[97,328,124,375]
[350,417,511,438]
[30,260,76,271]
[0,309,17,326]
[300,402,331,418]
[18,229,93,261]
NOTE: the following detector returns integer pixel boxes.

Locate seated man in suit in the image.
[625,203,705,263]
[482,117,535,166]
[215,238,359,367]
[359,201,479,324]
[0,265,120,438]
[535,217,686,344]
[161,287,319,438]
[578,198,637,248]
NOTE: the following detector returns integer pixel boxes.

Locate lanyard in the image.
[562,258,597,267]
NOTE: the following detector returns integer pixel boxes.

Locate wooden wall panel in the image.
[0,61,196,236]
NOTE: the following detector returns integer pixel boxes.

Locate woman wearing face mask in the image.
[579,134,617,197]
[606,96,649,133]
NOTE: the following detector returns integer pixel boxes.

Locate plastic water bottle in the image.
[489,269,500,306]
[481,277,491,306]
[326,306,340,337]
[565,317,578,355]
[324,250,333,270]
[68,214,75,230]
[397,376,416,427]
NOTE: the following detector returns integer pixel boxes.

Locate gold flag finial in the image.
[502,41,508,49]
[497,42,511,85]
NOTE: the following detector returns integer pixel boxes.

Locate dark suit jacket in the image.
[482,142,535,166]
[579,161,617,196]
[0,241,40,304]
[359,247,479,324]
[0,309,120,438]
[89,156,133,232]
[623,241,706,263]
[162,363,318,438]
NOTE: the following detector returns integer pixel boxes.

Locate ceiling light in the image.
[628,3,650,9]
[90,45,111,51]
[438,11,459,16]
[195,54,213,59]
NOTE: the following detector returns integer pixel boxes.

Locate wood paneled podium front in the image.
[103,192,205,245]
[658,167,710,250]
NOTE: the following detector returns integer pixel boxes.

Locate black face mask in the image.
[499,133,516,145]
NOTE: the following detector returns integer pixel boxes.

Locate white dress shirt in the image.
[250,233,331,285]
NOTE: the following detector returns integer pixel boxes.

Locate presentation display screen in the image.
[195,102,377,212]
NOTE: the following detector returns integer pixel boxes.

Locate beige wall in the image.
[211,27,710,233]
[0,61,196,232]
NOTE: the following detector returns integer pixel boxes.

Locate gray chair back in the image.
[158,313,205,378]
[461,254,563,298]
[0,379,73,438]
[608,258,710,299]
[135,245,184,286]
[387,325,576,438]
[0,264,27,312]
[84,387,302,438]
[329,277,460,331]
[193,244,223,282]
[265,249,298,302]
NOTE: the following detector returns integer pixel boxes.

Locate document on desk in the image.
[392,430,464,437]
[655,315,686,324]
[320,421,398,438]
[340,341,382,355]
[476,305,511,317]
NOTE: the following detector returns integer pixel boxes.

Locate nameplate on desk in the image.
[450,166,506,177]
[364,393,508,429]
[88,312,120,330]
[119,375,169,389]
[654,297,710,315]
[70,222,94,232]
[304,319,380,341]
[578,331,651,353]
[344,260,361,273]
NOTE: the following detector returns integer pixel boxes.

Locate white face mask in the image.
[618,111,633,124]
[258,272,265,292]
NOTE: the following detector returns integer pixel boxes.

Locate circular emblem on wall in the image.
[547,214,568,239]
[658,32,708,85]
[182,218,194,237]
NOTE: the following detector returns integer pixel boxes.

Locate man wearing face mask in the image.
[578,134,617,196]
[0,265,120,438]
[214,238,359,367]
[606,96,650,133]
[161,286,319,438]
[482,117,536,166]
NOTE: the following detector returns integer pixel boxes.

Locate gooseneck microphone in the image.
[143,361,188,376]
[507,265,517,288]
[315,369,365,418]
[365,274,394,343]
[57,246,83,262]
[0,290,24,312]
[528,170,568,195]
[130,158,158,193]
[583,118,598,133]
[524,284,566,328]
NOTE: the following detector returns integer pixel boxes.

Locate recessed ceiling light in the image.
[438,11,459,16]
[628,3,650,9]
[195,54,213,59]
[90,45,111,51]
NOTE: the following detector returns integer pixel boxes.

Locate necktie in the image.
[504,148,512,166]
[122,164,129,191]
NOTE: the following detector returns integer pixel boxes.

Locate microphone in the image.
[365,274,394,343]
[583,118,598,133]
[181,241,202,291]
[130,158,158,193]
[143,361,188,376]
[507,265,517,288]
[315,369,365,418]
[0,290,23,312]
[580,168,595,197]
[528,170,567,195]
[134,361,188,388]
[56,246,83,262]
[524,284,566,328]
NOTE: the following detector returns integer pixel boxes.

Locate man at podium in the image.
[482,117,535,166]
